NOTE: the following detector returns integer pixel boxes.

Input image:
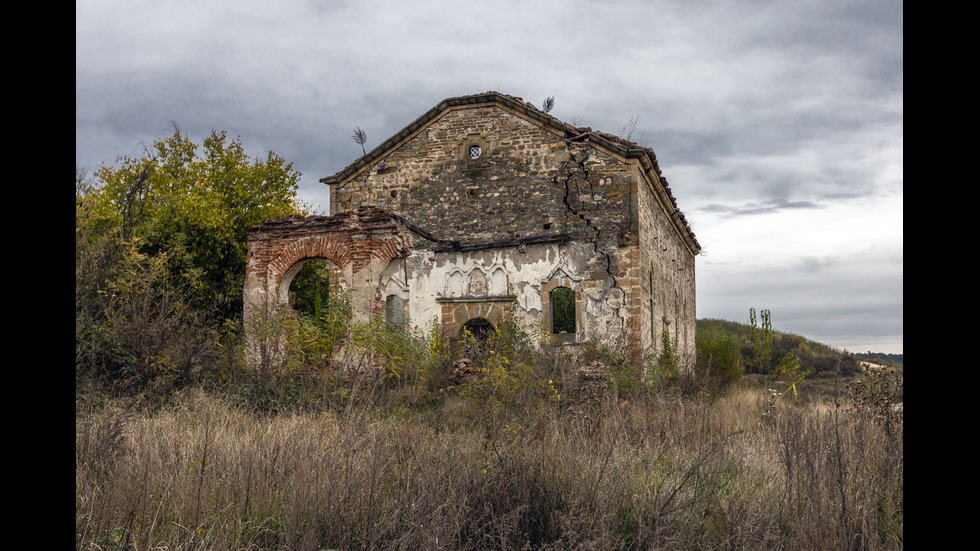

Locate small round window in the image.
[469,145,482,159]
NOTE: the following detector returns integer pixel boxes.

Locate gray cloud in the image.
[697,199,825,218]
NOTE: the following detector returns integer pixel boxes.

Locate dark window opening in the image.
[290,259,331,317]
[462,318,495,341]
[550,287,576,334]
[543,223,552,230]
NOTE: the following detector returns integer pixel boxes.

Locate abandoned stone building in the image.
[244,91,700,366]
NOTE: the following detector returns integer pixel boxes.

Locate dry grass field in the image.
[76,364,902,551]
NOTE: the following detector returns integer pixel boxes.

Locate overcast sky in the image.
[76,0,903,354]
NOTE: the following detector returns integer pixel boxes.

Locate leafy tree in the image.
[77,164,218,390]
[89,127,302,319]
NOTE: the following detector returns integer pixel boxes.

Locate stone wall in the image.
[327,101,653,350]
[247,92,700,368]
[330,103,634,249]
[636,168,697,359]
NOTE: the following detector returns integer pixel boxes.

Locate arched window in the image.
[550,287,576,334]
[448,270,465,297]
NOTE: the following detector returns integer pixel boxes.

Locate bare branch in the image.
[352,126,367,156]
[619,115,640,142]
[542,95,555,114]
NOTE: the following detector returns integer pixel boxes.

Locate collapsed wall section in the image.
[243,207,416,367]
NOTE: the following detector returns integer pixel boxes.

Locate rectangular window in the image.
[550,287,576,334]
[385,295,404,327]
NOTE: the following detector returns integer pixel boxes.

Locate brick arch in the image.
[243,207,416,367]
[270,237,352,304]
[278,255,345,306]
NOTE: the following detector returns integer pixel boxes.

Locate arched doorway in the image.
[457,317,496,360]
[461,317,495,341]
[287,258,339,316]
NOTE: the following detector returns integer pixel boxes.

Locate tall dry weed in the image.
[77,376,901,550]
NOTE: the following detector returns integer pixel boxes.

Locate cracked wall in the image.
[321,97,696,359]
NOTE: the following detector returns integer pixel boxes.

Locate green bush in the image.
[695,330,743,391]
[86,128,301,320]
[75,211,218,392]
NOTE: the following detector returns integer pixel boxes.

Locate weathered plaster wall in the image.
[381,241,631,348]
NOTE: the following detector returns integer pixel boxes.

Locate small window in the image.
[550,287,576,334]
[385,295,404,327]
[461,137,489,167]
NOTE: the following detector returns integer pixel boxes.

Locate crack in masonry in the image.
[554,145,620,294]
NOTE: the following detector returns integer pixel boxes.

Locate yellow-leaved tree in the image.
[76,128,302,389]
[90,127,303,319]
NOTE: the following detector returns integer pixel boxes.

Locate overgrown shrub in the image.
[695,329,743,392]
[77,380,902,550]
[75,214,218,392]
[848,366,904,431]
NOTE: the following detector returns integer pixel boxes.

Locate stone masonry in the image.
[245,92,700,368]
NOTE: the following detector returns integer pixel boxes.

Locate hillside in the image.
[853,351,904,367]
[696,318,861,375]
[696,317,902,401]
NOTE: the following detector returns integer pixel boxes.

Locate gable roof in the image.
[320,91,700,253]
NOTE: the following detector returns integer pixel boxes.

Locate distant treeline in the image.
[854,351,903,367]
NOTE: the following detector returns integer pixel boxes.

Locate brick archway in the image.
[243,207,416,366]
